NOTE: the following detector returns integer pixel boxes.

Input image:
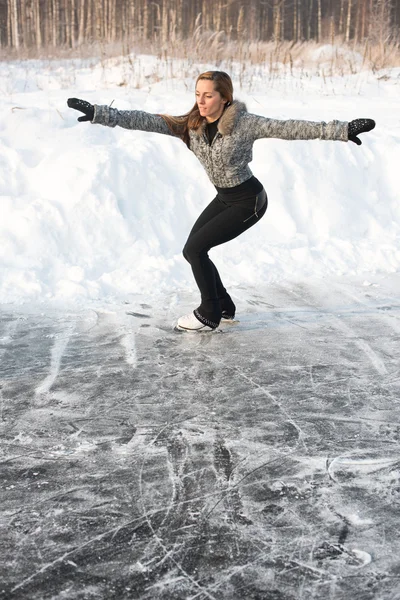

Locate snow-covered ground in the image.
[1,54,399,308]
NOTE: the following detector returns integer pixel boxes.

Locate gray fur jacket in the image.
[92,100,349,188]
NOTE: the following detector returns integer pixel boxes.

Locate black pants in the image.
[182,189,268,326]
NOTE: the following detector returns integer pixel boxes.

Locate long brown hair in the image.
[159,71,233,147]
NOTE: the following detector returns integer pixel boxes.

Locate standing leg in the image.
[207,258,236,317]
[182,191,267,327]
[183,196,234,321]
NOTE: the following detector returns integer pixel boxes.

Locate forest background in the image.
[1,0,400,71]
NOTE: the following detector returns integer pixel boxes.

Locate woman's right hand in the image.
[348,118,375,145]
[67,98,94,122]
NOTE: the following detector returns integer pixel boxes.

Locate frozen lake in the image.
[1,275,400,599]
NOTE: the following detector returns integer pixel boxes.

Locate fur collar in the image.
[193,100,247,136]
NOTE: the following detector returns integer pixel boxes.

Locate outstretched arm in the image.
[67,98,176,137]
[247,113,375,144]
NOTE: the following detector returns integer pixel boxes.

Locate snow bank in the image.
[0,55,399,307]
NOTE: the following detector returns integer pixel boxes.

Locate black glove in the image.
[67,98,94,122]
[348,118,375,145]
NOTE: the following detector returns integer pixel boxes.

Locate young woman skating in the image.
[67,71,375,332]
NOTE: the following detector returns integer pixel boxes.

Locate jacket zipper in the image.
[211,132,221,147]
[202,131,221,182]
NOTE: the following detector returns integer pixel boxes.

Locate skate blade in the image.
[219,319,240,326]
[174,325,218,334]
[175,319,240,333]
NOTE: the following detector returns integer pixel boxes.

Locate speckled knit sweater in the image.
[92,100,349,188]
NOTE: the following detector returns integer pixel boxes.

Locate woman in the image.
[67,71,375,332]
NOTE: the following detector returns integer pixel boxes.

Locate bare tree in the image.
[8,0,19,48]
[317,0,322,41]
[346,0,353,42]
[339,0,345,36]
[307,0,313,40]
[77,0,85,46]
[34,0,42,49]
[273,0,283,41]
[369,0,394,52]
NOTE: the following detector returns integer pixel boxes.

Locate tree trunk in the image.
[214,0,221,32]
[273,0,281,41]
[112,0,117,43]
[307,0,313,40]
[361,0,367,40]
[248,2,256,40]
[170,8,177,43]
[339,0,345,36]
[109,0,116,44]
[106,0,110,43]
[143,1,148,41]
[297,0,302,40]
[65,0,71,47]
[95,0,102,42]
[7,0,11,47]
[317,0,321,42]
[78,0,85,45]
[20,0,28,48]
[161,0,168,45]
[9,0,19,48]
[237,5,244,41]
[128,1,135,45]
[346,0,352,42]
[34,0,42,49]
[70,0,76,48]
[354,0,360,44]
[52,0,59,47]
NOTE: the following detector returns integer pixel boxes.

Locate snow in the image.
[0,54,399,308]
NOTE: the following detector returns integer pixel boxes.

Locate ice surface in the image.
[1,275,400,599]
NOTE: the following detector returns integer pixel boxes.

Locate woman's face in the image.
[196,79,227,123]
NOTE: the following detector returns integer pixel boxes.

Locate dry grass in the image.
[167,32,400,74]
[2,33,399,91]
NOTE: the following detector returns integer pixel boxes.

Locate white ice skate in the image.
[176,311,216,332]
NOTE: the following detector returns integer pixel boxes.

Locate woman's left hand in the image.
[67,98,94,122]
[348,119,375,145]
